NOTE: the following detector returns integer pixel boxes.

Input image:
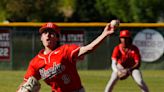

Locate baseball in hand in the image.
[110,20,120,28]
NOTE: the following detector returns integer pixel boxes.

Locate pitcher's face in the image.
[41,29,59,49]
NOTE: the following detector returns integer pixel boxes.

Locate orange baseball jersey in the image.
[112,44,141,68]
[24,44,83,92]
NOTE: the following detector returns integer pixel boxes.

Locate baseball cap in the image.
[39,22,60,34]
[119,30,131,38]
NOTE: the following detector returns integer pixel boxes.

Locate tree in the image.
[0,0,8,22]
[128,0,163,22]
[5,0,31,22]
[95,0,164,22]
[73,0,102,22]
[1,0,164,22]
[57,0,76,22]
[4,0,62,22]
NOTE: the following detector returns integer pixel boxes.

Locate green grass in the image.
[0,70,164,92]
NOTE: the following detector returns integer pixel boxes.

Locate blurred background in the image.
[0,0,164,22]
[0,0,163,70]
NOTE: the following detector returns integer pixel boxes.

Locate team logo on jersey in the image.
[39,62,65,79]
[54,50,60,54]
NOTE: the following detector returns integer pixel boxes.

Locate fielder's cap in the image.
[119,30,131,38]
[39,22,60,34]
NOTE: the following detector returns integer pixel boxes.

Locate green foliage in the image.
[0,10,6,22]
[95,0,131,22]
[0,0,8,22]
[95,0,164,22]
[95,0,115,21]
[0,0,164,22]
[57,0,76,21]
[128,0,163,22]
[4,0,62,22]
[73,0,101,22]
[5,0,31,21]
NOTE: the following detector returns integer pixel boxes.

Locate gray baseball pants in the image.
[104,69,149,92]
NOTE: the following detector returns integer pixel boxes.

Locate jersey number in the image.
[62,74,70,84]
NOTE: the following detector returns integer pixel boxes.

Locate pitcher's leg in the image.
[105,71,119,92]
[132,69,149,92]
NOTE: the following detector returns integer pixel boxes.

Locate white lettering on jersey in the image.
[39,62,65,79]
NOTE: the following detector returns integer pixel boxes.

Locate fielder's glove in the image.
[117,69,129,80]
[17,76,41,92]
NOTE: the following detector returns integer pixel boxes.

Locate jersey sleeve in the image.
[133,46,141,63]
[111,46,119,61]
[24,61,35,81]
[64,44,80,62]
[24,59,41,81]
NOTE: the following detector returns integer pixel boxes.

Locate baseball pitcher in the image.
[17,20,119,92]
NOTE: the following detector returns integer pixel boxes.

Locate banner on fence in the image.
[0,30,11,61]
[60,30,84,46]
[133,29,164,62]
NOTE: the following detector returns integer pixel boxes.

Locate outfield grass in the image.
[0,70,164,92]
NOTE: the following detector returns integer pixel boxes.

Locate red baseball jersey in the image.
[112,44,141,68]
[24,44,83,92]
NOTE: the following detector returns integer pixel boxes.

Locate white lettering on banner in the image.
[60,35,66,42]
[133,29,164,62]
[60,32,84,46]
[67,34,83,41]
[0,33,9,40]
[0,31,10,60]
[0,48,9,57]
[0,42,10,47]
[134,40,162,47]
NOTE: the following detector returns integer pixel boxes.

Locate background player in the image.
[17,20,119,92]
[105,30,149,92]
